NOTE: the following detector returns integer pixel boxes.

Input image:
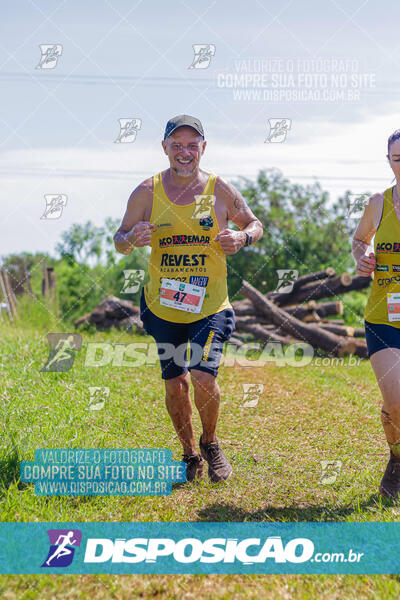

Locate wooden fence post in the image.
[25,269,34,298]
[42,259,49,297]
[2,268,17,318]
[0,269,14,322]
[47,267,56,301]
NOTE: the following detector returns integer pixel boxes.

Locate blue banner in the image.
[0,522,399,574]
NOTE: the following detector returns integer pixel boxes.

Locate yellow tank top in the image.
[144,171,231,323]
[364,186,400,327]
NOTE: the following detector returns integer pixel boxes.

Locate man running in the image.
[114,115,263,483]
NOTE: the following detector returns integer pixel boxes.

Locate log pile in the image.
[231,269,372,358]
[74,296,144,333]
[73,269,372,358]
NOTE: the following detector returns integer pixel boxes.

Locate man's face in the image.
[162,126,206,177]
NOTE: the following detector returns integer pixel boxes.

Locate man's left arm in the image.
[214,178,263,254]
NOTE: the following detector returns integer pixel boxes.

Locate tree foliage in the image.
[2,169,363,323]
[226,169,357,300]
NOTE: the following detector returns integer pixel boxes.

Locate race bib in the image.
[387,292,400,321]
[159,278,206,313]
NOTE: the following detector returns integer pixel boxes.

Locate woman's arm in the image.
[352,193,383,276]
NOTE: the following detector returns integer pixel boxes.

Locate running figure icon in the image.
[45,531,77,566]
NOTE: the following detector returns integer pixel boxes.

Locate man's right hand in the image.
[356,251,376,276]
[131,221,156,247]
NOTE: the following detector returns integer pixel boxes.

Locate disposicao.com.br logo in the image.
[37,528,365,572]
[82,536,362,565]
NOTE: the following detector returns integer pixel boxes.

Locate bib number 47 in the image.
[173,291,187,302]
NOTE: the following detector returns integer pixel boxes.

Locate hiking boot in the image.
[182,453,204,482]
[199,435,232,482]
[379,451,400,498]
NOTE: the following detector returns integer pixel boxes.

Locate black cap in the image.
[164,114,204,140]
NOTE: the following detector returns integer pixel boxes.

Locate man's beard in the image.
[172,164,197,178]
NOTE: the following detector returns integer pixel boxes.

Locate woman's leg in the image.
[370,348,400,454]
[370,348,400,496]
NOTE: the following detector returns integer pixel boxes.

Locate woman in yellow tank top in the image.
[352,129,400,498]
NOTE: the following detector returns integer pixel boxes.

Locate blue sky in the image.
[1,0,400,256]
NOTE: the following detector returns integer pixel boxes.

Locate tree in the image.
[55,221,104,265]
[103,217,121,267]
[226,169,357,300]
[2,252,51,296]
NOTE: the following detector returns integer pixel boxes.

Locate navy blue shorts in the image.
[140,289,235,380]
[364,320,400,357]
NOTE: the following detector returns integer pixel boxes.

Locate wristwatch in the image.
[244,232,252,247]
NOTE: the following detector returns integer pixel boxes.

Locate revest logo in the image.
[160,254,207,267]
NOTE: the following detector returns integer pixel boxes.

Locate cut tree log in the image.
[241,280,368,358]
[95,318,121,331]
[318,323,366,338]
[236,319,298,340]
[74,313,92,328]
[235,316,270,327]
[284,301,343,321]
[230,332,248,341]
[116,315,144,333]
[267,267,336,297]
[353,327,367,338]
[318,323,355,337]
[231,299,256,316]
[90,296,139,322]
[232,298,343,321]
[228,336,244,347]
[74,296,142,333]
[235,318,301,345]
[269,274,372,307]
[321,319,344,325]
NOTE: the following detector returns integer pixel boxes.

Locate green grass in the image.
[1,317,400,599]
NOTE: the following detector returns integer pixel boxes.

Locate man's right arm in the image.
[114,180,153,255]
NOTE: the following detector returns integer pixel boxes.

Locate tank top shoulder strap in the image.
[384,186,394,218]
[152,172,169,203]
[204,172,217,195]
[377,187,393,229]
[153,172,161,193]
